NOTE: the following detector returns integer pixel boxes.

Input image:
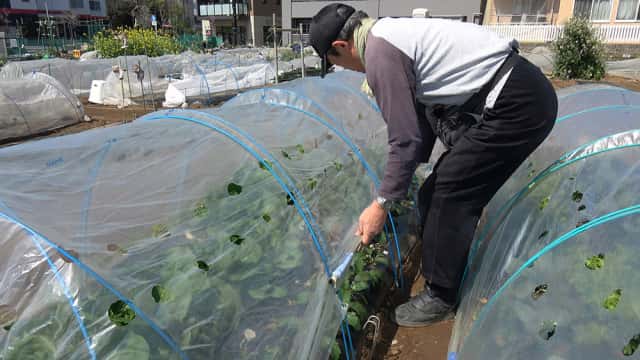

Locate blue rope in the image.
[337,289,354,360]
[387,212,404,289]
[140,115,333,277]
[468,205,640,340]
[340,321,351,360]
[384,224,399,287]
[0,212,188,360]
[345,316,355,356]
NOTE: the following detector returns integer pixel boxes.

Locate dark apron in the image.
[427,49,521,149]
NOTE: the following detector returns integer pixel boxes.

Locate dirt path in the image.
[0,98,155,148]
[379,276,453,360]
[1,93,235,148]
[550,74,640,91]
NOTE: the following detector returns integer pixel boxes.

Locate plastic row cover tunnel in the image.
[0,72,85,142]
[0,71,413,359]
[449,86,640,359]
[0,50,268,96]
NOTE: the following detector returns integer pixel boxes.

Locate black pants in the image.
[418,56,558,301]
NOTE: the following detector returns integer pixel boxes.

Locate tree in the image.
[107,0,190,33]
[552,17,606,80]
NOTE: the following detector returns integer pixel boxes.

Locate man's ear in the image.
[331,40,350,53]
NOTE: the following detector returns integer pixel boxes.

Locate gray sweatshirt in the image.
[365,17,517,200]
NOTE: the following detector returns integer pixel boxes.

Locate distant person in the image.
[310,4,557,327]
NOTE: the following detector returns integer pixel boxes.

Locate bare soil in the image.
[378,276,453,360]
[0,93,235,148]
[550,74,640,92]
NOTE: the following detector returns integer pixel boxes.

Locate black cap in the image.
[310,3,356,78]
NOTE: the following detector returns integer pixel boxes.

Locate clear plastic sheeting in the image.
[606,58,640,80]
[0,72,84,142]
[0,71,412,360]
[163,62,276,108]
[556,84,640,117]
[0,50,263,96]
[521,47,554,74]
[1,49,317,107]
[0,55,159,95]
[450,86,640,359]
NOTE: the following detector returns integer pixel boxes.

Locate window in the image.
[513,0,550,22]
[494,0,550,23]
[616,0,640,20]
[198,0,248,16]
[89,0,101,10]
[70,0,83,8]
[574,0,612,21]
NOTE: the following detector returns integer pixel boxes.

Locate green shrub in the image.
[93,28,183,58]
[552,17,606,80]
[265,47,304,62]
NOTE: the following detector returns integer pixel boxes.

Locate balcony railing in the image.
[199,3,248,17]
[484,23,640,44]
[486,13,552,24]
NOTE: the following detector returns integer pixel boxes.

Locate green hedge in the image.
[93,28,183,58]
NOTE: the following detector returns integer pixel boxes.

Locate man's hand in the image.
[355,200,387,245]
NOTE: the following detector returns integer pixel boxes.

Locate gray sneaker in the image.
[393,288,455,327]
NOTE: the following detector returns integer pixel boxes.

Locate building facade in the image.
[0,0,107,39]
[194,0,281,47]
[483,0,640,24]
[0,0,106,19]
[281,0,483,44]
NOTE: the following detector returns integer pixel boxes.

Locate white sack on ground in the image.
[79,51,98,61]
[98,64,172,106]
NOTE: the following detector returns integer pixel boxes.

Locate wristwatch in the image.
[375,195,392,211]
